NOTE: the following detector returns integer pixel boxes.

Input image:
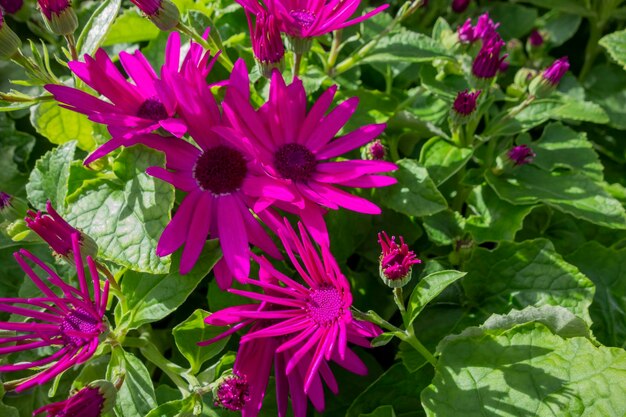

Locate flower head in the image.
[46,31,217,165]
[507,144,535,166]
[25,201,97,262]
[130,0,180,31]
[0,233,109,392]
[0,0,23,14]
[33,380,116,417]
[0,9,21,58]
[472,37,507,80]
[213,373,251,411]
[220,60,397,247]
[378,231,421,287]
[201,220,381,417]
[529,29,543,47]
[451,0,470,13]
[458,13,500,44]
[452,89,481,117]
[249,11,285,78]
[37,0,78,35]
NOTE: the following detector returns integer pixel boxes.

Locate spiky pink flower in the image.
[0,233,109,392]
[458,13,500,44]
[507,144,535,166]
[219,61,397,246]
[472,37,507,79]
[0,0,23,14]
[378,231,421,287]
[46,31,216,165]
[214,373,251,411]
[452,89,481,116]
[200,221,381,417]
[25,201,97,261]
[33,381,115,417]
[235,0,388,40]
[458,19,476,43]
[143,62,280,287]
[248,11,285,77]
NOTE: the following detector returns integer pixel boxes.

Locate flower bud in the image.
[212,373,250,412]
[362,139,386,160]
[0,192,28,222]
[0,0,23,14]
[472,37,507,81]
[0,9,21,59]
[529,56,569,97]
[250,12,285,78]
[377,231,421,288]
[131,0,180,31]
[451,89,481,125]
[451,0,471,13]
[507,144,535,166]
[33,380,116,417]
[38,0,78,35]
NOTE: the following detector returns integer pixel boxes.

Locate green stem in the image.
[579,18,603,81]
[326,30,342,70]
[393,287,406,314]
[399,326,437,367]
[176,22,233,72]
[294,52,303,78]
[65,33,78,62]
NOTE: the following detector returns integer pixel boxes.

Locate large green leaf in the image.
[585,64,626,130]
[406,270,467,327]
[30,102,96,151]
[422,322,626,416]
[65,145,175,273]
[25,141,76,211]
[173,309,230,374]
[361,31,452,65]
[488,3,537,39]
[565,242,626,348]
[463,239,595,324]
[77,0,122,56]
[514,0,593,16]
[118,241,221,331]
[0,114,35,196]
[103,9,159,46]
[600,29,626,70]
[419,137,473,186]
[107,349,157,417]
[377,159,447,217]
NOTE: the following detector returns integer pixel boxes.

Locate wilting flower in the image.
[452,89,481,121]
[507,144,535,166]
[0,0,23,14]
[130,0,180,31]
[235,0,388,52]
[378,231,421,287]
[219,61,397,246]
[0,9,21,59]
[529,56,569,97]
[201,221,381,417]
[46,31,217,165]
[213,373,251,411]
[0,233,109,392]
[472,37,507,80]
[144,61,280,286]
[451,0,470,13]
[529,29,543,47]
[37,0,78,35]
[25,201,97,261]
[248,11,285,78]
[33,380,116,417]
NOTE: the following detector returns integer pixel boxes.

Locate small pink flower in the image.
[472,37,507,79]
[378,231,421,287]
[453,89,481,116]
[458,13,500,44]
[507,144,536,166]
[33,381,116,417]
[214,373,251,411]
[0,233,109,392]
[543,56,569,85]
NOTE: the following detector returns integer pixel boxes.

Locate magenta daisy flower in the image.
[144,62,281,287]
[219,62,397,245]
[33,380,116,417]
[45,31,217,165]
[201,220,381,417]
[0,233,109,392]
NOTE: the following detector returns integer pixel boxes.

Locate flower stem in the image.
[65,33,78,62]
[294,52,303,78]
[400,326,437,367]
[393,287,406,314]
[326,30,342,70]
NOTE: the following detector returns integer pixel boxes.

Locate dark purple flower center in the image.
[307,285,344,326]
[274,143,317,182]
[290,9,316,29]
[215,375,250,411]
[136,98,168,121]
[193,145,248,196]
[59,307,101,348]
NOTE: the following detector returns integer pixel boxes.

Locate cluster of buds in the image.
[131,0,180,31]
[37,0,78,35]
[34,380,116,417]
[377,231,421,288]
[0,8,21,58]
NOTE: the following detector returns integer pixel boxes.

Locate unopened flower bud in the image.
[507,144,535,166]
[0,9,21,58]
[451,0,471,13]
[472,38,507,81]
[362,139,386,160]
[529,29,543,47]
[213,373,250,412]
[250,12,285,78]
[38,0,78,35]
[131,0,180,31]
[33,380,116,417]
[377,231,421,288]
[529,56,569,97]
[0,192,28,222]
[451,89,481,125]
[0,0,24,14]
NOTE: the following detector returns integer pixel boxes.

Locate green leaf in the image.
[145,396,196,417]
[66,145,175,273]
[585,64,626,130]
[370,332,398,348]
[120,241,221,330]
[550,93,609,124]
[347,363,432,417]
[26,141,76,211]
[565,242,626,347]
[419,137,473,186]
[421,210,464,246]
[103,9,160,46]
[465,185,534,243]
[600,29,626,69]
[422,322,626,417]
[0,385,19,417]
[488,3,538,39]
[30,102,96,151]
[361,31,452,65]
[173,309,230,374]
[514,0,593,16]
[463,239,595,324]
[378,159,447,217]
[77,0,122,56]
[360,405,397,417]
[406,270,466,327]
[540,11,582,47]
[107,349,157,417]
[72,355,110,391]
[0,114,35,195]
